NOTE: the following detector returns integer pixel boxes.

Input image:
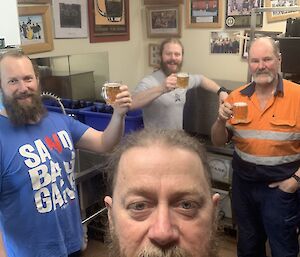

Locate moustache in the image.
[166,61,178,65]
[15,93,35,100]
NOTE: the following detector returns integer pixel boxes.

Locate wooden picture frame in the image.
[18,0,50,3]
[266,0,300,23]
[144,0,183,4]
[225,0,263,28]
[146,5,182,38]
[148,43,161,67]
[52,0,88,38]
[18,6,53,55]
[88,0,129,43]
[186,0,222,28]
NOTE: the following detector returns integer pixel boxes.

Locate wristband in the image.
[217,86,229,96]
[292,174,300,184]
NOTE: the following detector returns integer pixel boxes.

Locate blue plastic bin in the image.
[78,104,144,134]
[43,99,93,122]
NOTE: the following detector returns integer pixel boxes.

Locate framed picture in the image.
[210,31,240,54]
[186,0,222,28]
[144,0,183,4]
[225,0,263,28]
[241,30,282,58]
[149,43,161,67]
[88,0,129,43]
[146,5,182,38]
[265,0,300,22]
[52,0,88,38]
[18,0,50,3]
[18,6,53,55]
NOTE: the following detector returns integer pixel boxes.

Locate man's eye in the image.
[8,79,17,84]
[128,202,147,211]
[179,200,196,209]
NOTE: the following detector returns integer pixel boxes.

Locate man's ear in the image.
[104,196,113,229]
[212,193,220,208]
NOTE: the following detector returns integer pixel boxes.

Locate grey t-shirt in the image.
[135,69,202,129]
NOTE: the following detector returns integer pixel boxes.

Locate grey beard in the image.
[104,225,219,257]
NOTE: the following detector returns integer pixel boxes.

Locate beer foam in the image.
[233,102,247,107]
[104,82,121,88]
[177,72,188,78]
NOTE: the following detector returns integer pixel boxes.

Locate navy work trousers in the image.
[232,171,300,257]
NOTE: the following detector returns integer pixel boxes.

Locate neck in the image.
[255,75,278,96]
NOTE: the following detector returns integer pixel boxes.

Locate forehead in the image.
[114,145,209,195]
[249,39,274,58]
[1,56,34,77]
[162,42,182,53]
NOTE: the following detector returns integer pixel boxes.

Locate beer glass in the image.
[176,72,189,88]
[101,82,121,105]
[233,102,248,122]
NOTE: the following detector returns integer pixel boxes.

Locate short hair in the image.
[105,128,211,196]
[248,36,281,59]
[159,37,184,57]
[0,49,39,81]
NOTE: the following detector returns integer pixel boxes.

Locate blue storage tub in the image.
[79,103,144,134]
[43,99,93,122]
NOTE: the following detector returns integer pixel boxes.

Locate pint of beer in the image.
[101,82,121,105]
[233,102,248,122]
[176,72,189,88]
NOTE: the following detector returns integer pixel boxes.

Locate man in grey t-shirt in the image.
[132,38,228,129]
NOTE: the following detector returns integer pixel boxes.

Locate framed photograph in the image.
[18,0,50,3]
[144,0,183,4]
[241,30,282,58]
[52,0,88,38]
[18,6,53,55]
[146,5,182,38]
[149,43,161,67]
[186,0,222,28]
[225,0,263,28]
[266,0,300,22]
[88,0,129,43]
[210,31,240,54]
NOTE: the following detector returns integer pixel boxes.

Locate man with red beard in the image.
[131,38,228,130]
[0,50,132,257]
[211,37,300,257]
[104,128,220,257]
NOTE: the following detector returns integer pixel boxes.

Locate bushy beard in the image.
[160,60,183,76]
[2,90,47,126]
[105,224,219,257]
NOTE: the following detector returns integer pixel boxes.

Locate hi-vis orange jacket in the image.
[226,77,300,167]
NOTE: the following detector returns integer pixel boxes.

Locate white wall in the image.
[0,0,20,46]
[28,2,287,90]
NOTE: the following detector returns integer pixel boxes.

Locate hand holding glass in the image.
[233,102,248,122]
[101,82,122,105]
[176,72,189,88]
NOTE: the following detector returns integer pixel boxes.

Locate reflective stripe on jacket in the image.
[226,78,300,166]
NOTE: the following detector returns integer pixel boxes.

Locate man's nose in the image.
[257,60,266,69]
[147,206,179,246]
[18,81,29,92]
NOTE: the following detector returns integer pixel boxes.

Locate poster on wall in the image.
[210,31,240,54]
[225,0,263,28]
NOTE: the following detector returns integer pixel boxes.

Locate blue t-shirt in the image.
[0,112,89,257]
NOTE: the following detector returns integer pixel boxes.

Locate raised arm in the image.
[211,102,233,146]
[199,76,229,104]
[76,85,132,153]
[131,74,177,110]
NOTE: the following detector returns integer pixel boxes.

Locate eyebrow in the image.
[121,187,207,204]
